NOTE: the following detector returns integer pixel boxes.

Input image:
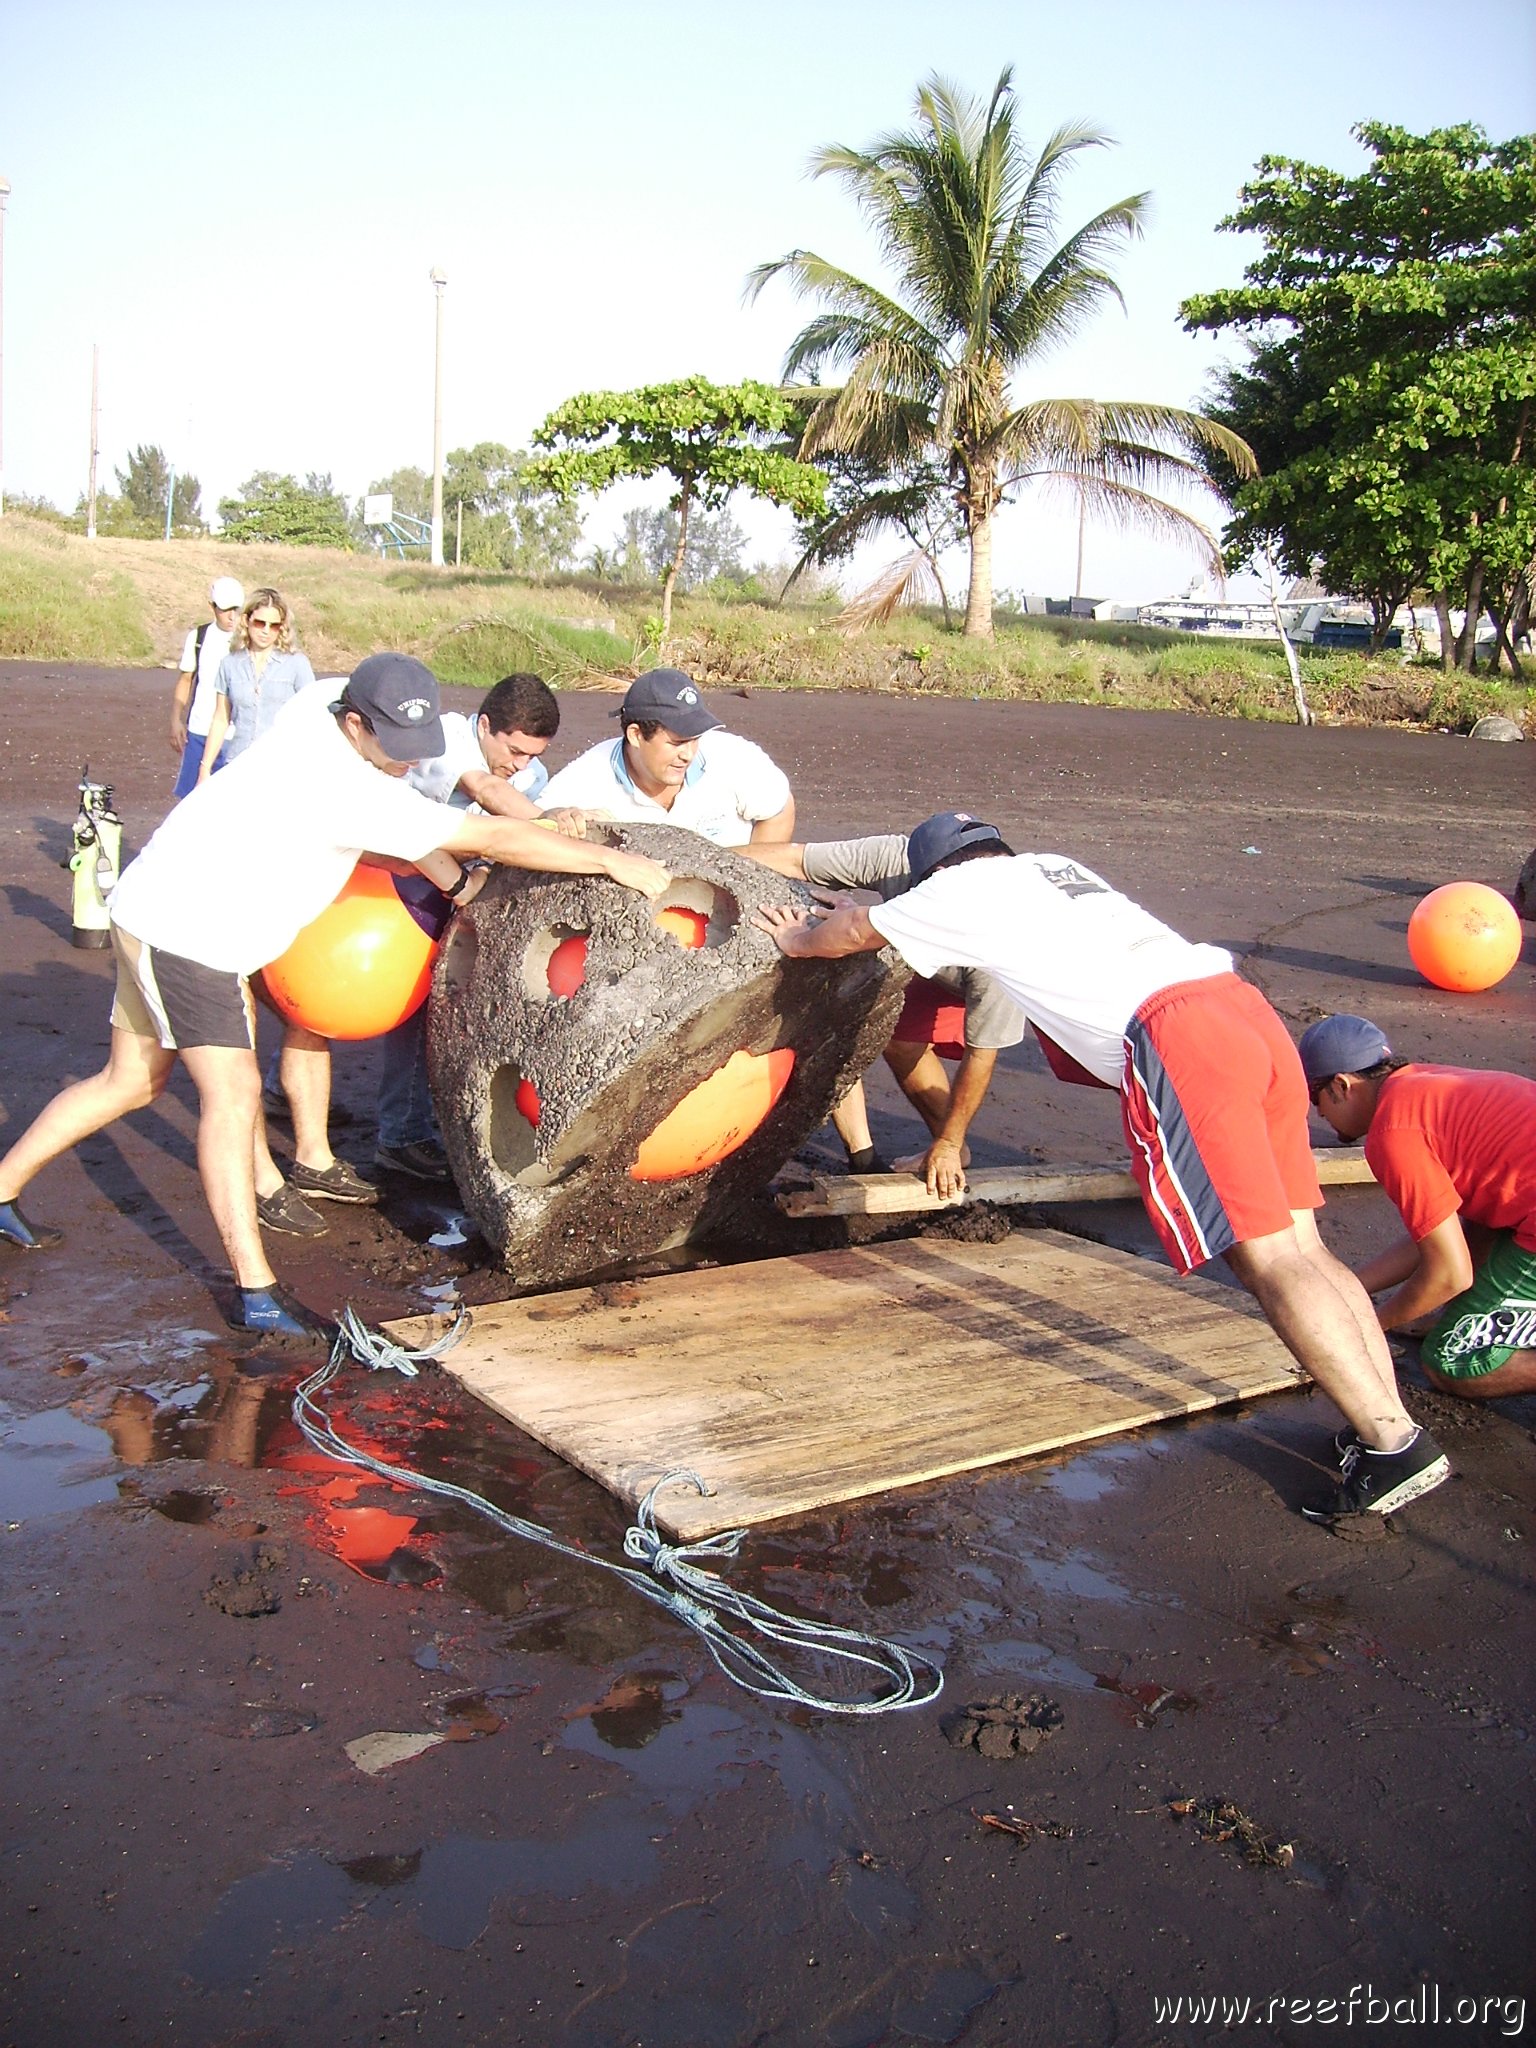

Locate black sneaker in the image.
[1303,1428,1450,1521]
[0,1199,63,1251]
[256,1183,329,1237]
[374,1139,452,1183]
[846,1146,897,1175]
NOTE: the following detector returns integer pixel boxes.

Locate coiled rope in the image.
[291,1307,943,1717]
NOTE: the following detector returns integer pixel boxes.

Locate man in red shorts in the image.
[749,832,1025,1197]
[1300,1014,1536,1399]
[753,812,1450,1521]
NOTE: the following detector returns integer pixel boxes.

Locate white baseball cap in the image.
[209,576,245,609]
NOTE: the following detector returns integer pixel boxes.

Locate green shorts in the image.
[1421,1233,1536,1380]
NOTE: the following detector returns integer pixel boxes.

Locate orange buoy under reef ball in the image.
[265,865,439,1039]
[1406,882,1522,993]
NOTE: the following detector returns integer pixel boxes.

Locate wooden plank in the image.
[777,1148,1377,1219]
[391,1230,1303,1540]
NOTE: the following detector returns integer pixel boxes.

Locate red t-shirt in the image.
[1365,1065,1536,1252]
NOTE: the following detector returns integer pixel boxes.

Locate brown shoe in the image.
[256,1183,329,1237]
[290,1159,380,1205]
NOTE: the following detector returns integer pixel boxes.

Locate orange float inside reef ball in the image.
[1406,882,1522,993]
[265,865,437,1040]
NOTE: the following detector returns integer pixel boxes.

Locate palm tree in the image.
[747,69,1256,638]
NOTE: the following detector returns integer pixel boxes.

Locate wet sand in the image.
[1,662,1532,2046]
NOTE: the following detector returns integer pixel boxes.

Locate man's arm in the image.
[457,768,544,820]
[922,1046,998,1198]
[741,841,808,880]
[170,667,196,752]
[1362,1214,1476,1332]
[749,796,795,844]
[752,903,884,957]
[435,812,669,898]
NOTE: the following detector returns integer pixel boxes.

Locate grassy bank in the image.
[0,516,1527,731]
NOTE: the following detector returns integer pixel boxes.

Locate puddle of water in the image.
[0,1404,120,1520]
[562,1698,748,1808]
[1037,1439,1149,1503]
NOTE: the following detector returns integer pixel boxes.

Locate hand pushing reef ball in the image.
[266,865,438,1039]
[1407,882,1522,992]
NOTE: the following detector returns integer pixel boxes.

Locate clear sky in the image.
[2,0,1532,603]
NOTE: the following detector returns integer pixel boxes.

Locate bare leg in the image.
[883,1039,951,1139]
[0,1026,173,1201]
[1225,1214,1414,1450]
[178,1043,274,1290]
[1425,1352,1536,1398]
[280,1023,334,1172]
[830,1081,874,1159]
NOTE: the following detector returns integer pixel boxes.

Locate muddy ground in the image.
[1,662,1532,2048]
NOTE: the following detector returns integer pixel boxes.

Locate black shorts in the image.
[110,926,256,1050]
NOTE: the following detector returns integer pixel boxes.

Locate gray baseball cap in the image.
[1297,1014,1392,1086]
[614,668,722,738]
[337,653,445,762]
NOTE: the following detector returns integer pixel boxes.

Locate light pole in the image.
[0,174,11,518]
[429,265,447,567]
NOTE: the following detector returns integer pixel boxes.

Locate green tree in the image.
[109,443,202,533]
[747,68,1251,639]
[1183,123,1536,671]
[441,441,583,577]
[218,471,353,548]
[529,376,829,641]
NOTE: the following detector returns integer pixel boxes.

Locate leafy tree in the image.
[631,504,747,587]
[747,68,1251,638]
[529,376,829,641]
[434,441,582,576]
[218,471,353,548]
[1183,123,1536,671]
[108,443,202,533]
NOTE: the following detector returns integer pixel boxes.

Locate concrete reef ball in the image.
[1406,881,1523,993]
[426,821,911,1282]
[266,865,437,1040]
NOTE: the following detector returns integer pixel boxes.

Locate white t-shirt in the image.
[868,854,1232,1086]
[537,730,790,847]
[111,684,453,973]
[406,711,550,810]
[177,621,235,737]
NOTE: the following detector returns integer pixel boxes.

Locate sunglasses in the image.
[1308,1078,1334,1108]
[247,614,283,630]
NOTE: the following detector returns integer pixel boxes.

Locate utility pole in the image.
[86,344,100,539]
[429,266,447,567]
[1073,487,1086,601]
[0,174,11,517]
[164,457,176,541]
[455,497,462,567]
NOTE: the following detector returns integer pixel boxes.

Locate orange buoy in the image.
[515,1077,542,1127]
[1407,882,1522,992]
[656,906,708,949]
[630,1047,795,1182]
[547,933,588,997]
[265,865,437,1040]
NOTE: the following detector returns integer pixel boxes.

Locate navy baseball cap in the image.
[1297,1014,1392,1086]
[614,668,722,738]
[338,653,445,762]
[906,811,1006,884]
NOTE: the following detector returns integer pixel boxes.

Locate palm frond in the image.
[833,548,943,633]
[1030,470,1229,580]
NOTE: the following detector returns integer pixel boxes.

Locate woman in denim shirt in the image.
[196,587,316,780]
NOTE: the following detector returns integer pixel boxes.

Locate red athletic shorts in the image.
[1119,973,1321,1274]
[892,975,967,1060]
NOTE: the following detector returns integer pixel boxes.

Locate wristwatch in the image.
[443,865,472,900]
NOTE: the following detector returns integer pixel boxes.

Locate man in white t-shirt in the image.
[536,669,795,847]
[169,577,243,800]
[372,671,563,1179]
[753,811,1450,1524]
[0,655,669,1338]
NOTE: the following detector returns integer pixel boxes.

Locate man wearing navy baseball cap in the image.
[0,653,671,1340]
[755,817,1451,1522]
[537,667,795,848]
[1300,1013,1536,1405]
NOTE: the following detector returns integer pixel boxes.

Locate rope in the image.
[291,1309,943,1718]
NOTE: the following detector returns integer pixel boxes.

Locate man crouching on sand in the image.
[754,811,1449,1523]
[0,655,669,1338]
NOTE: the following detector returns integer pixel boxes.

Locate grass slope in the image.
[0,517,1526,732]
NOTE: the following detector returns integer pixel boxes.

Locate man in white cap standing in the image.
[170,577,244,799]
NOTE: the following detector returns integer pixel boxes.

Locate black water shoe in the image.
[1303,1427,1449,1521]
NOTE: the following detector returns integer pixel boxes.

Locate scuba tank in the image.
[64,766,123,949]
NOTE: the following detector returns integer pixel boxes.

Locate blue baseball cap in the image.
[1297,1014,1392,1085]
[338,652,445,762]
[615,668,721,738]
[906,811,1006,884]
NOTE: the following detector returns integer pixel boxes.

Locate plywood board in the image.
[777,1148,1376,1218]
[391,1230,1304,1540]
